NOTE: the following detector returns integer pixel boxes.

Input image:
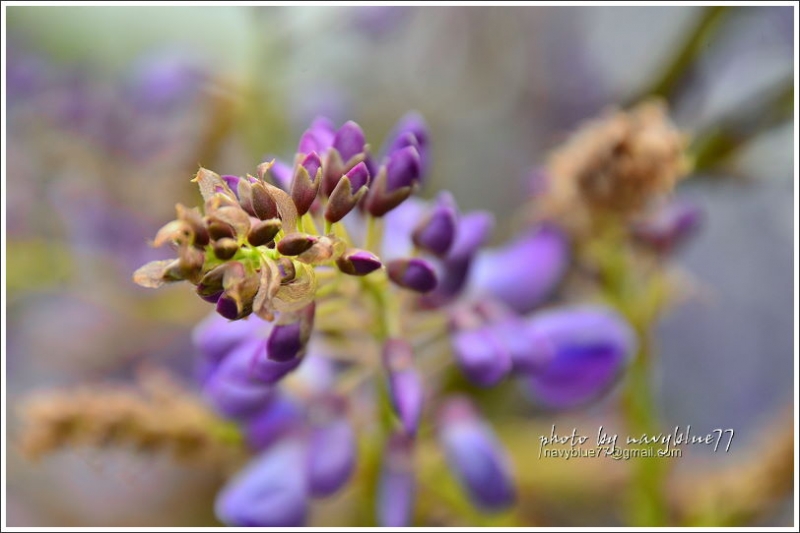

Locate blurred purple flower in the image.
[438,397,515,511]
[215,438,308,527]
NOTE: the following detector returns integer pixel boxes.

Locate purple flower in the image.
[202,338,274,419]
[412,192,457,256]
[297,116,336,155]
[332,120,366,163]
[437,397,515,511]
[385,146,422,192]
[383,112,430,178]
[266,305,315,363]
[631,198,703,254]
[426,211,494,306]
[336,249,383,276]
[470,224,569,313]
[387,258,438,293]
[244,393,305,452]
[520,306,636,409]
[377,432,416,527]
[307,410,357,497]
[192,313,268,384]
[215,438,308,526]
[451,326,513,387]
[383,339,424,435]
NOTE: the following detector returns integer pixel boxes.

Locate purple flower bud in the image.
[631,198,703,254]
[307,412,357,497]
[192,313,268,384]
[277,233,318,256]
[324,162,371,223]
[244,393,304,452]
[377,432,416,527]
[336,249,383,276]
[387,258,438,293]
[386,146,422,192]
[384,112,430,178]
[202,338,274,419]
[412,192,457,256]
[291,152,323,216]
[426,212,494,305]
[297,117,336,155]
[470,225,569,314]
[437,397,515,511]
[383,339,423,435]
[216,295,241,320]
[215,438,308,527]
[266,305,315,362]
[345,160,371,191]
[451,326,512,387]
[332,120,366,162]
[266,322,304,362]
[521,306,636,409]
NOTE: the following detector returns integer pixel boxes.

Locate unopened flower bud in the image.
[277,233,318,256]
[335,249,382,276]
[325,162,371,223]
[412,192,457,256]
[290,152,323,216]
[386,145,422,192]
[213,238,240,260]
[437,397,515,511]
[247,219,282,247]
[266,304,315,363]
[251,182,279,220]
[332,120,366,163]
[387,258,437,293]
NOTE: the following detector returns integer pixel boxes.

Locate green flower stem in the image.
[630,6,730,104]
[592,226,670,526]
[364,216,383,254]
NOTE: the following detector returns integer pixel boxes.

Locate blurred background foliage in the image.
[5,5,795,527]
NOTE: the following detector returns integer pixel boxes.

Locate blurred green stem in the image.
[630,6,730,104]
[593,225,669,526]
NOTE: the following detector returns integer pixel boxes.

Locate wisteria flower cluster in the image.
[134,113,636,526]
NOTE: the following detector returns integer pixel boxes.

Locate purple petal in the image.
[521,306,636,409]
[192,313,269,384]
[631,198,703,254]
[438,397,515,511]
[300,151,322,179]
[266,158,293,190]
[215,438,308,526]
[412,192,457,256]
[470,224,569,314]
[307,418,357,497]
[202,338,274,419]
[377,432,416,527]
[267,322,304,362]
[385,146,421,192]
[345,161,371,190]
[244,393,305,452]
[451,327,512,387]
[384,112,430,178]
[332,120,366,162]
[387,258,438,293]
